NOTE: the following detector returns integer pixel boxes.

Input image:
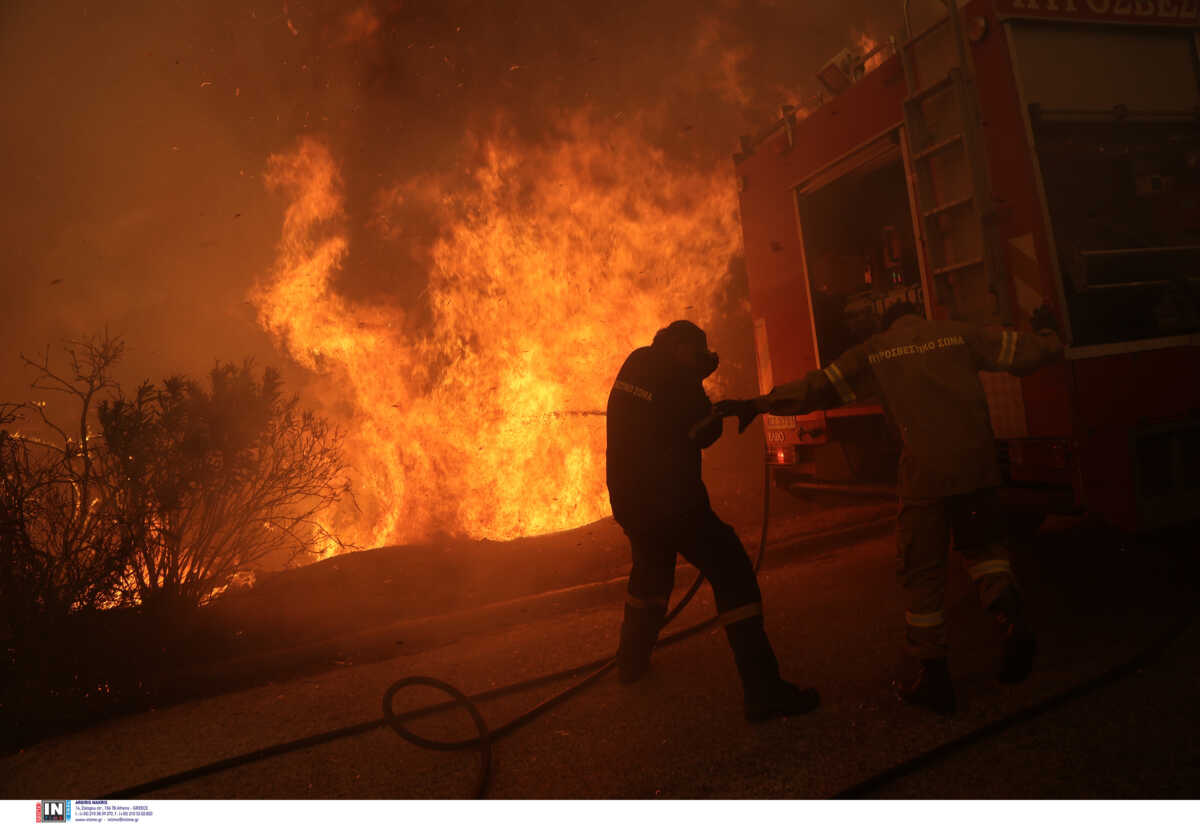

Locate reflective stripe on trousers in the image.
[718,601,763,627]
[905,610,945,628]
[967,559,1012,581]
[626,593,669,610]
[897,490,1018,659]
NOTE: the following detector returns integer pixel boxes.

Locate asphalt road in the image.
[3,515,1197,799]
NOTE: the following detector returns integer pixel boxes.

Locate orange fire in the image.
[858,32,888,74]
[252,114,741,550]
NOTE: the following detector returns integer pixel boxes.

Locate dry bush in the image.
[99,360,351,617]
[1,335,350,636]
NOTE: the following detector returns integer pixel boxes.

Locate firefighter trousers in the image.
[622,505,763,617]
[617,505,771,682]
[897,488,1025,659]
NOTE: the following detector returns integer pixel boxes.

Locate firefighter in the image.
[716,302,1064,714]
[606,320,819,722]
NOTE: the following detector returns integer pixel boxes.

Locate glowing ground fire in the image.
[252,116,741,550]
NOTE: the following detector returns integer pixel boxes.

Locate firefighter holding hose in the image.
[715,302,1064,714]
[606,320,820,722]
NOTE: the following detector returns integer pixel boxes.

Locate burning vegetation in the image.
[1,0,897,554]
[0,0,903,750]
[0,0,898,642]
[0,336,349,626]
[253,118,741,547]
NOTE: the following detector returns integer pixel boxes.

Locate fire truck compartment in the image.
[1009,22,1200,350]
[1033,117,1200,348]
[796,139,926,368]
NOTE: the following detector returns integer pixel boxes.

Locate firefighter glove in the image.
[714,398,762,434]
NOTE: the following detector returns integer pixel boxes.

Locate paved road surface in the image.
[3,517,1197,798]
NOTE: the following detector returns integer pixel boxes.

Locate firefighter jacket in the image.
[606,345,723,531]
[762,314,1064,500]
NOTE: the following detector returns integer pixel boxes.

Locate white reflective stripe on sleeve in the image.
[998,330,1017,369]
[967,559,1013,581]
[626,593,669,610]
[718,602,763,627]
[614,380,654,402]
[905,610,945,628]
[823,362,856,404]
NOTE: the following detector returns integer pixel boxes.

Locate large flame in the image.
[252,114,741,549]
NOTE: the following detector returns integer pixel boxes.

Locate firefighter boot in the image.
[725,614,820,722]
[894,657,957,715]
[991,587,1037,684]
[616,601,667,684]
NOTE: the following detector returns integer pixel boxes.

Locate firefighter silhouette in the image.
[718,301,1064,714]
[605,320,819,722]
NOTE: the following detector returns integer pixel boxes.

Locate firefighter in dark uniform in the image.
[606,320,819,722]
[716,302,1064,714]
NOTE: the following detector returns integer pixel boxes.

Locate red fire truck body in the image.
[735,0,1200,531]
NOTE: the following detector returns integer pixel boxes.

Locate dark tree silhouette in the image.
[0,335,130,654]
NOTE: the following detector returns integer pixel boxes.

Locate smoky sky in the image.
[0,0,912,401]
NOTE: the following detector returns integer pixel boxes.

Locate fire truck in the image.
[734,0,1200,531]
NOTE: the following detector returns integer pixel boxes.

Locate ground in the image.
[2,488,1197,799]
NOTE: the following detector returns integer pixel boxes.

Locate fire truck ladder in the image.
[900,0,1008,323]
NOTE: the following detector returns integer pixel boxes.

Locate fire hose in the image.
[101,448,1195,800]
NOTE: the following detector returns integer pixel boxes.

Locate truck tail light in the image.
[769,446,795,465]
